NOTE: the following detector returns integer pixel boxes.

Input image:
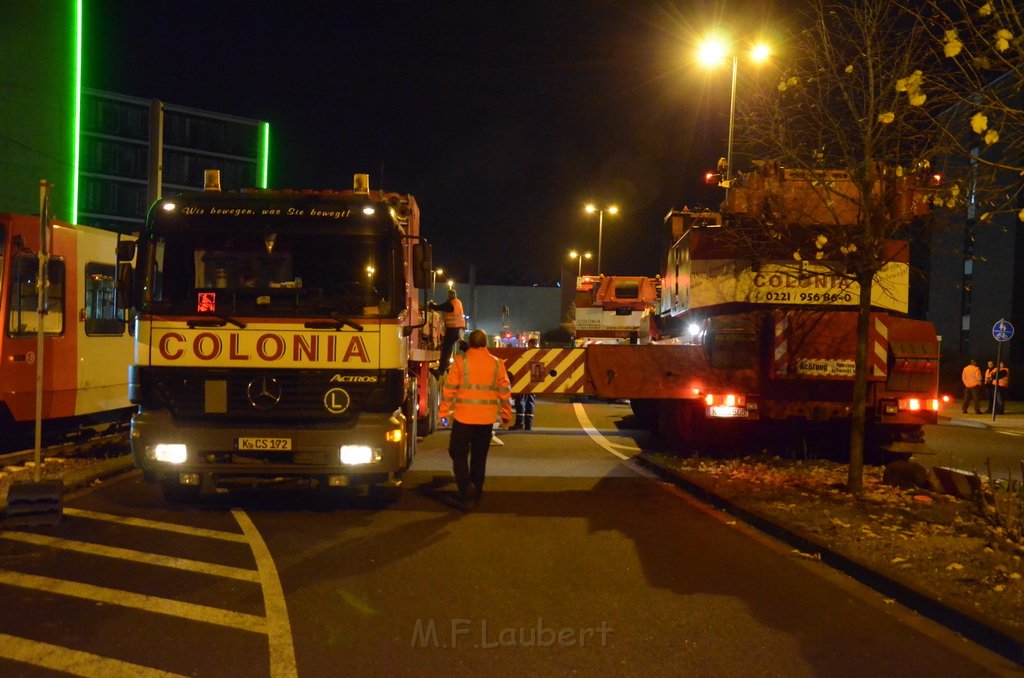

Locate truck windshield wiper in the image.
[305,310,364,332]
[188,312,247,329]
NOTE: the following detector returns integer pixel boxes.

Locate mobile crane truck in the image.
[496,163,939,458]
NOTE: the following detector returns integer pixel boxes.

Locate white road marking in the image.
[4,506,296,675]
[572,403,657,478]
[64,507,248,542]
[995,430,1023,437]
[0,570,266,633]
[0,531,259,582]
[234,510,299,678]
[0,632,185,678]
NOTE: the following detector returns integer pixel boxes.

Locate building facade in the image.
[79,90,269,233]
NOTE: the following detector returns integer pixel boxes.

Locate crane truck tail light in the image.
[896,398,922,412]
[929,399,940,411]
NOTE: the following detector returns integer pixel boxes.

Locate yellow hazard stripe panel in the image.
[495,348,590,395]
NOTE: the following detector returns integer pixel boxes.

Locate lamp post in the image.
[568,249,592,279]
[698,37,771,195]
[431,267,443,295]
[584,204,618,274]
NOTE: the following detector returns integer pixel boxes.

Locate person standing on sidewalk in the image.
[961,359,983,414]
[438,329,513,510]
[983,360,997,413]
[993,361,1010,415]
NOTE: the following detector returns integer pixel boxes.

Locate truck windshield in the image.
[144,226,400,318]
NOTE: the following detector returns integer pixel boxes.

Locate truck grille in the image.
[136,367,403,423]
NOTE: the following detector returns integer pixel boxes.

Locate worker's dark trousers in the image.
[438,328,463,373]
[448,420,493,497]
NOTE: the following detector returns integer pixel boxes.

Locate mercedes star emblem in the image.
[247,376,282,410]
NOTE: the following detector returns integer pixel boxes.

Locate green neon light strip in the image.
[71,0,83,223]
[259,122,270,188]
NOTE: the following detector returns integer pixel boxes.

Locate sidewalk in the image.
[939,397,1024,432]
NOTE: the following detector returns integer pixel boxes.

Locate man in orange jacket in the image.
[961,359,983,414]
[438,329,513,509]
[428,287,466,375]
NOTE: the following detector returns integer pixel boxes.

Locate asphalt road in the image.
[0,400,1017,676]
[919,419,1024,481]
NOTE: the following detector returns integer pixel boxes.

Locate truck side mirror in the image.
[116,262,135,310]
[413,241,432,289]
[116,240,136,261]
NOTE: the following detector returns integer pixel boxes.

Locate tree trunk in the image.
[847,272,873,495]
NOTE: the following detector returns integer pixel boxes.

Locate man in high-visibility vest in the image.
[438,329,513,510]
[961,359,983,414]
[428,287,466,374]
[993,361,1010,415]
[983,360,997,413]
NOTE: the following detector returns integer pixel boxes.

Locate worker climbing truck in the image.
[497,163,940,458]
[120,172,440,500]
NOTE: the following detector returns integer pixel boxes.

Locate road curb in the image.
[1,455,135,515]
[636,453,1024,667]
[62,455,136,493]
[945,416,989,429]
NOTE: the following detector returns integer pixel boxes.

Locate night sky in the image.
[86,0,785,284]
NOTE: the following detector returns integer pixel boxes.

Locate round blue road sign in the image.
[993,319,1015,342]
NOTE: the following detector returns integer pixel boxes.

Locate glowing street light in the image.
[697,35,771,193]
[584,204,619,274]
[431,267,444,294]
[568,249,593,278]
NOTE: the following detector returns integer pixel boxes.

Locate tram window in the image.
[84,262,124,335]
[6,254,65,336]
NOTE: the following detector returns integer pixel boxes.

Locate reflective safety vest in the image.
[996,366,1010,388]
[439,348,512,425]
[444,298,466,329]
[962,364,982,388]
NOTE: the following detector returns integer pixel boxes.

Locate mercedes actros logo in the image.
[247,376,282,410]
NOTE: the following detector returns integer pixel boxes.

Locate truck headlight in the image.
[340,445,379,465]
[154,444,187,464]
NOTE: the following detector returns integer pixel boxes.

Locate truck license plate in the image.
[237,437,292,451]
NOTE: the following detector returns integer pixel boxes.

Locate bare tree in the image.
[904,0,1023,222]
[728,0,956,493]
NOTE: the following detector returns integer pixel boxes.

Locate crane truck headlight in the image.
[339,445,381,465]
[153,443,188,464]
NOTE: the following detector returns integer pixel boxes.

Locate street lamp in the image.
[584,204,618,274]
[568,249,592,279]
[697,36,771,194]
[431,267,443,294]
